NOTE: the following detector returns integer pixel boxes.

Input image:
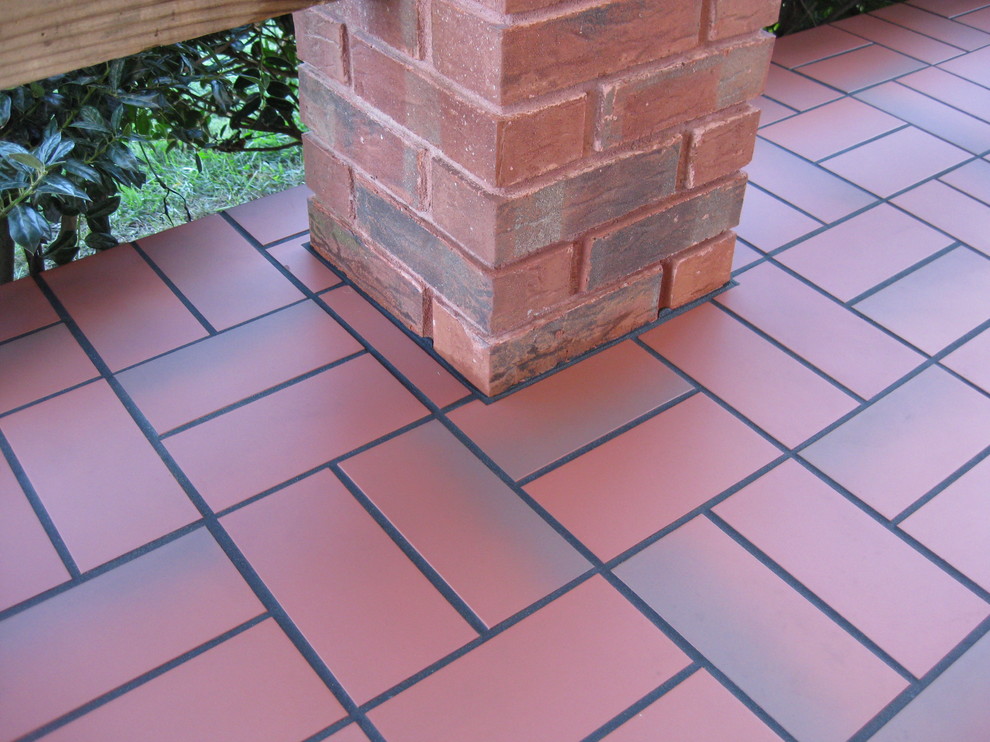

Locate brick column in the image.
[297,0,779,395]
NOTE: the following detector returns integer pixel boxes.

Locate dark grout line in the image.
[130,240,218,335]
[814,122,913,164]
[840,242,962,306]
[0,319,61,348]
[892,445,990,526]
[0,375,102,421]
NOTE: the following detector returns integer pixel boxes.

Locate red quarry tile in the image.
[138,214,303,331]
[900,456,990,592]
[772,25,870,68]
[763,65,843,111]
[226,185,313,245]
[0,277,58,342]
[717,263,922,398]
[875,2,990,49]
[822,126,970,197]
[42,245,207,372]
[871,630,990,742]
[166,355,427,511]
[341,421,588,625]
[326,726,371,742]
[640,303,857,448]
[752,95,796,127]
[42,619,344,742]
[222,470,477,703]
[267,234,341,292]
[908,0,990,18]
[0,325,98,413]
[603,670,780,742]
[322,287,469,408]
[801,366,990,519]
[958,6,990,31]
[447,341,691,480]
[117,302,361,433]
[732,241,762,272]
[894,182,990,256]
[761,97,903,161]
[776,204,952,302]
[941,158,990,204]
[616,517,908,742]
[835,13,965,64]
[1,381,199,571]
[798,44,926,92]
[746,139,876,223]
[939,45,990,87]
[735,185,822,252]
[943,327,990,392]
[899,67,990,123]
[715,460,989,678]
[0,455,69,611]
[856,82,990,154]
[526,394,779,560]
[0,529,263,742]
[855,248,990,354]
[369,577,690,742]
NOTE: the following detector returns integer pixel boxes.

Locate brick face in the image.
[661,231,737,308]
[303,134,352,221]
[321,0,421,59]
[294,8,349,85]
[686,105,761,188]
[707,0,783,41]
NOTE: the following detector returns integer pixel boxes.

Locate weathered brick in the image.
[432,138,682,266]
[294,8,349,85]
[299,65,423,207]
[473,0,570,12]
[584,174,747,290]
[432,269,663,395]
[686,105,760,188]
[661,231,736,308]
[707,0,783,41]
[352,40,586,187]
[432,0,704,105]
[308,199,427,333]
[314,0,420,59]
[303,133,352,220]
[597,34,774,149]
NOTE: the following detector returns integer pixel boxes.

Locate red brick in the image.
[299,65,422,207]
[707,0,783,40]
[309,199,428,333]
[686,105,761,188]
[661,232,736,308]
[432,139,681,267]
[351,40,586,187]
[432,0,704,105]
[432,269,662,395]
[311,0,420,59]
[294,8,349,85]
[585,175,747,290]
[303,133,352,220]
[473,0,570,11]
[598,35,774,149]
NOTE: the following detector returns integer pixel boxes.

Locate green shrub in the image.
[774,0,904,36]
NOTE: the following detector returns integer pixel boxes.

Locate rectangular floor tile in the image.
[938,44,990,87]
[0,277,58,342]
[900,456,990,592]
[165,355,427,511]
[894,181,990,255]
[942,326,990,392]
[603,670,779,742]
[1,381,200,571]
[772,25,871,68]
[717,262,923,398]
[226,185,312,245]
[835,13,966,64]
[447,341,692,480]
[341,421,589,626]
[118,302,361,433]
[221,470,477,703]
[899,67,990,123]
[0,454,69,612]
[907,0,990,18]
[526,394,779,560]
[854,248,990,354]
[640,303,858,448]
[940,158,990,204]
[735,185,822,252]
[798,45,926,92]
[42,619,345,742]
[802,367,990,519]
[0,325,98,413]
[616,517,908,742]
[875,2,990,49]
[715,461,989,678]
[752,95,796,126]
[958,5,990,30]
[776,204,952,302]
[763,65,844,111]
[872,630,990,742]
[747,139,876,223]
[0,530,262,742]
[368,577,690,742]
[732,241,762,272]
[267,235,342,293]
[138,214,303,331]
[822,126,970,197]
[327,726,371,742]
[42,245,208,372]
[322,287,469,408]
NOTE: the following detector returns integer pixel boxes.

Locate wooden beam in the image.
[0,0,324,90]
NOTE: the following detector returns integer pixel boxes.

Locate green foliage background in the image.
[774,0,903,35]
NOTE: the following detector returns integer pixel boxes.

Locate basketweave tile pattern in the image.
[2,5,990,741]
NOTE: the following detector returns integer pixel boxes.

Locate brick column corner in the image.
[296,0,779,395]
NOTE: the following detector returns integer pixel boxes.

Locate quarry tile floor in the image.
[2,3,990,740]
